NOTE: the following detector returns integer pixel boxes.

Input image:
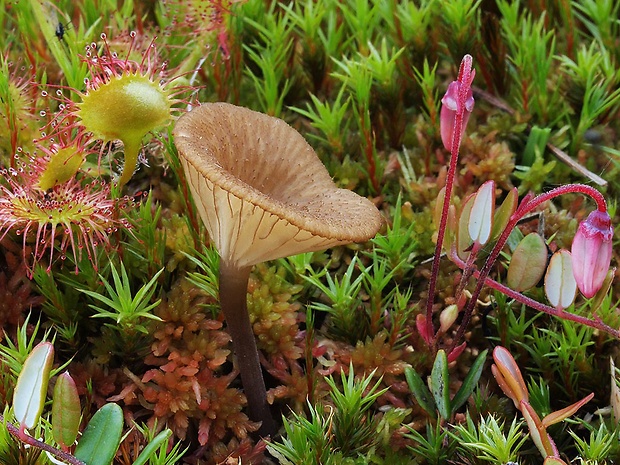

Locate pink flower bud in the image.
[571,210,614,298]
[440,55,475,152]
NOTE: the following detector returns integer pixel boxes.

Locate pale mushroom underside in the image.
[174,102,383,268]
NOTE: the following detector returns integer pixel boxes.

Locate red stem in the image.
[449,248,620,339]
[447,184,611,354]
[425,56,473,343]
[0,414,86,465]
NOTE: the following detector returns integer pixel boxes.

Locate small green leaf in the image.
[13,341,54,430]
[507,233,548,292]
[491,187,518,243]
[457,194,475,260]
[405,367,436,419]
[132,429,172,465]
[74,403,123,465]
[52,371,81,449]
[451,349,488,413]
[430,350,451,420]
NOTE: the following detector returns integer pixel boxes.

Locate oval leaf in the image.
[13,341,54,429]
[457,194,475,260]
[74,403,123,465]
[430,350,451,420]
[545,250,577,310]
[491,187,518,242]
[507,233,548,292]
[52,371,81,449]
[468,180,495,245]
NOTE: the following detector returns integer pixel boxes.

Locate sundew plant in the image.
[1,1,620,464]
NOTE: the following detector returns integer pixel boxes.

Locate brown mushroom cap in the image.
[173,102,383,268]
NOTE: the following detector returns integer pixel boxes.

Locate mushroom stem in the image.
[218,260,276,437]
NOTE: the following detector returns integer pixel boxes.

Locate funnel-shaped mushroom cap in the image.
[173,102,382,268]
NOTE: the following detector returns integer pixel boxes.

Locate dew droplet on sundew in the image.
[15,230,21,236]
[16,147,23,152]
[40,111,46,117]
[100,33,106,39]
[130,31,136,38]
[41,90,48,97]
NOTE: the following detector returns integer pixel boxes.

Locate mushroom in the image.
[173,102,382,436]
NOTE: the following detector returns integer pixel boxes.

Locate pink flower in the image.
[440,55,475,152]
[571,209,614,298]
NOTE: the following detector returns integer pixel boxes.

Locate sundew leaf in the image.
[74,403,123,465]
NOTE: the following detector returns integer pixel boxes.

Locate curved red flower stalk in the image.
[425,55,475,343]
[449,246,620,339]
[447,183,615,354]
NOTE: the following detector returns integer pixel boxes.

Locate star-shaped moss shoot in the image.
[63,32,189,187]
[173,102,383,436]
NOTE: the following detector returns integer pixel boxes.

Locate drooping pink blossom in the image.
[571,209,614,298]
